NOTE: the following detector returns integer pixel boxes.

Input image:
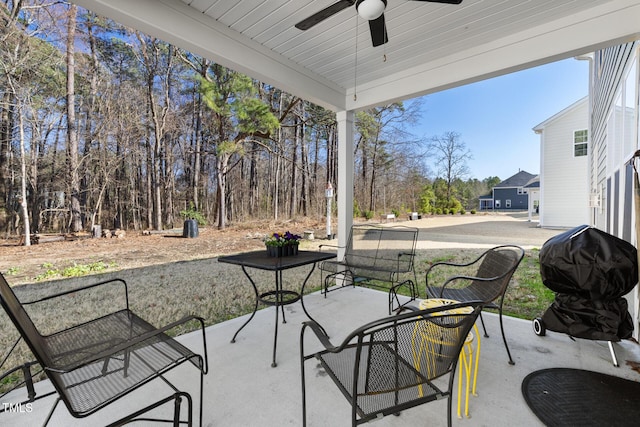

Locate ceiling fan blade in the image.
[295,0,355,31]
[368,14,388,47]
[413,0,463,4]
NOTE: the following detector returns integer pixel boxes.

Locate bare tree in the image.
[137,34,174,230]
[66,3,82,232]
[428,131,472,202]
[355,103,422,214]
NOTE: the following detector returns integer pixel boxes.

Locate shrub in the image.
[447,197,463,215]
[471,209,477,214]
[364,210,374,220]
[180,202,207,226]
[5,267,19,275]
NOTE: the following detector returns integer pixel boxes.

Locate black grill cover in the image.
[539,225,638,341]
[540,225,637,300]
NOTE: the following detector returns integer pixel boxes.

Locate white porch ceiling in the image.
[72,0,640,111]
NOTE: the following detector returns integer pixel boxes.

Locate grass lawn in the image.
[1,246,554,394]
[351,248,555,321]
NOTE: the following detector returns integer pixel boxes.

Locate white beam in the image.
[71,0,346,111]
[336,111,354,255]
[346,0,640,110]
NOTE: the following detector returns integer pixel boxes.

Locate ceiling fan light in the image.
[356,0,386,21]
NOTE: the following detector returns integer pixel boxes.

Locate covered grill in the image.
[533,225,638,365]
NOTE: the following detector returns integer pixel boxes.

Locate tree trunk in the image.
[66,4,82,232]
[249,141,258,215]
[300,104,309,216]
[0,91,15,233]
[84,13,100,228]
[18,106,30,246]
[146,131,154,229]
[216,154,229,230]
[289,114,299,218]
[273,93,286,220]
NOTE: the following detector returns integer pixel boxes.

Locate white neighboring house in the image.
[524,175,540,222]
[533,97,589,228]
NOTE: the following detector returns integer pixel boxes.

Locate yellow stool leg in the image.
[457,338,473,419]
[471,325,481,397]
[457,352,464,419]
[463,341,472,418]
[465,343,472,417]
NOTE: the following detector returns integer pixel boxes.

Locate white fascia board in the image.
[346,0,640,111]
[71,0,346,111]
[533,96,589,132]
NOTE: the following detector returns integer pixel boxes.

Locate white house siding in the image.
[589,42,639,340]
[535,97,589,228]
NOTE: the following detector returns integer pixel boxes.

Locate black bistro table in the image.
[218,250,335,367]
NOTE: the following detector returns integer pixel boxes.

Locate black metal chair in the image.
[425,245,524,365]
[300,301,483,427]
[0,272,208,426]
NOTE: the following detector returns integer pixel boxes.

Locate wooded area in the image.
[0,1,497,241]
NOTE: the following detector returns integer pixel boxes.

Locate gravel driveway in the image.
[409,212,565,249]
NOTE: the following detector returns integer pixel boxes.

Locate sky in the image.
[408,57,590,181]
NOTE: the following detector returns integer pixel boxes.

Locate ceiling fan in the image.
[295,0,463,47]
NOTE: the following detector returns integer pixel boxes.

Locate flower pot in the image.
[266,245,282,257]
[266,243,298,257]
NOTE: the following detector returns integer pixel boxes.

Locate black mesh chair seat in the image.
[0,274,208,426]
[317,344,440,419]
[45,309,199,415]
[425,245,524,365]
[301,302,483,426]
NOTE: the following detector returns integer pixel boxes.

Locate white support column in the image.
[336,110,354,257]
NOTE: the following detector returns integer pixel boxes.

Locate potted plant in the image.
[264,231,301,257]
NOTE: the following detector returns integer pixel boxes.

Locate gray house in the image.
[479,171,537,211]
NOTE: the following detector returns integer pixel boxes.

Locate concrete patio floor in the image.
[4,285,640,426]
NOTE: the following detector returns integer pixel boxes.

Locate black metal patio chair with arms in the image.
[0,272,208,426]
[300,301,483,427]
[425,244,524,365]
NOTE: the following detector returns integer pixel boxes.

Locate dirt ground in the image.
[0,217,330,285]
[0,212,560,286]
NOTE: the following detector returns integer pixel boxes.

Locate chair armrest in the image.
[22,278,129,310]
[425,252,489,289]
[395,304,419,314]
[318,244,342,251]
[46,315,207,374]
[396,251,416,271]
[425,248,491,276]
[440,272,511,289]
[301,320,338,352]
[425,259,473,274]
[397,251,415,263]
[429,274,505,300]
